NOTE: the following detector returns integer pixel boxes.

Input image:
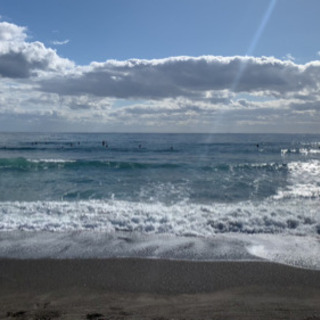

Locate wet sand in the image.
[1,258,319,319]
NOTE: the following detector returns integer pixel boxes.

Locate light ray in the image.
[232,0,278,91]
[209,0,278,133]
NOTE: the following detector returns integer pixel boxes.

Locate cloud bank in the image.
[38,56,320,100]
[1,21,320,133]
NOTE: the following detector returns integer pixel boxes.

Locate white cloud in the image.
[283,53,295,61]
[0,21,27,42]
[0,22,74,78]
[51,39,70,46]
[1,20,320,133]
[39,55,320,101]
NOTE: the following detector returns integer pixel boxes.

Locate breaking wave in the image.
[0,198,318,236]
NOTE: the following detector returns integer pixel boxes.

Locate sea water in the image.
[0,132,319,269]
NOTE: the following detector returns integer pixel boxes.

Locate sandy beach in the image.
[0,258,319,320]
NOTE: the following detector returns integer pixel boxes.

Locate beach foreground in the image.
[0,258,319,320]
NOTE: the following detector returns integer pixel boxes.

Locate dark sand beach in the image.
[0,258,319,320]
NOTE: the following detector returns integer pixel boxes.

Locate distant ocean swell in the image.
[0,157,289,171]
[1,144,320,155]
[0,157,180,170]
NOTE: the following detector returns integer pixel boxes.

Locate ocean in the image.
[0,132,319,269]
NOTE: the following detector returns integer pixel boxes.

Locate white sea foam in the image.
[273,183,320,199]
[281,148,320,156]
[28,159,76,163]
[0,198,318,236]
[281,148,297,155]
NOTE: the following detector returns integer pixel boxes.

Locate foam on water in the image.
[0,198,318,236]
[281,148,320,156]
[28,159,76,163]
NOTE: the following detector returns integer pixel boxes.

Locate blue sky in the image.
[3,0,320,63]
[0,0,320,133]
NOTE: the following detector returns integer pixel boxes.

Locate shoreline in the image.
[1,258,320,319]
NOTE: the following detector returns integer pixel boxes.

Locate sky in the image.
[0,0,320,133]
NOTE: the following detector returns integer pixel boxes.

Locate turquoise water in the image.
[0,132,319,268]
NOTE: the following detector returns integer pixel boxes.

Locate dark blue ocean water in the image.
[0,132,319,268]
